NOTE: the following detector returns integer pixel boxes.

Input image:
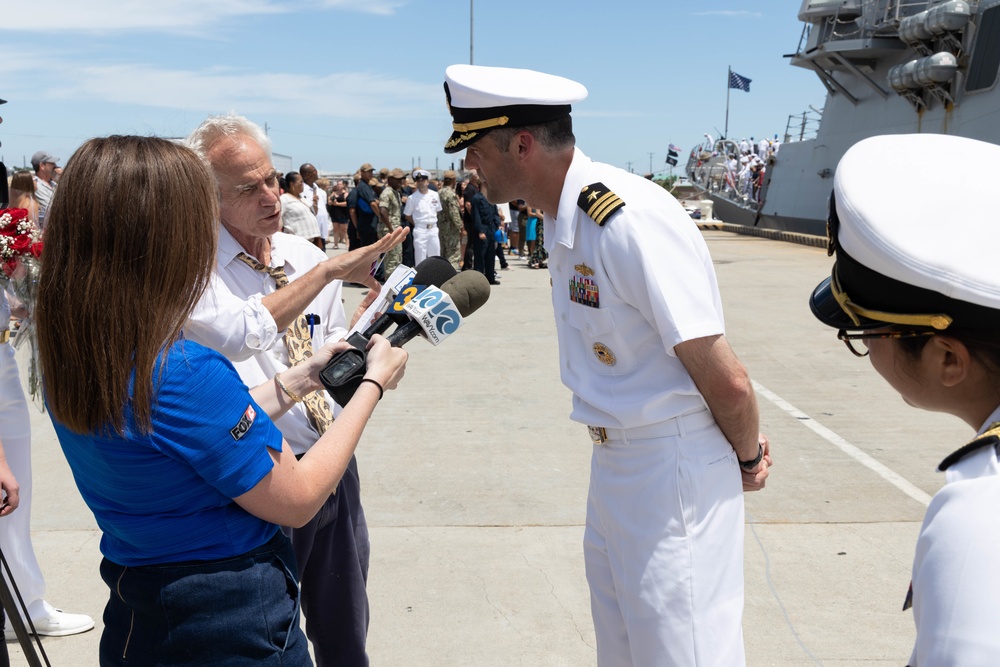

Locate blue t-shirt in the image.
[52,340,283,566]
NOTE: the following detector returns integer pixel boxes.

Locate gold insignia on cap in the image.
[578,182,625,226]
[593,342,616,366]
[445,131,478,149]
[574,263,594,277]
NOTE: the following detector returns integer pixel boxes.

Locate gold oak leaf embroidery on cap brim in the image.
[578,183,625,226]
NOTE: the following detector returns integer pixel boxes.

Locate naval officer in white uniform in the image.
[810,133,1000,666]
[442,64,771,667]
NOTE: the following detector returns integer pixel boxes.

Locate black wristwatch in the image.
[739,443,764,471]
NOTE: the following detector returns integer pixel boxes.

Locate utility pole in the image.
[626,161,633,173]
[648,152,654,174]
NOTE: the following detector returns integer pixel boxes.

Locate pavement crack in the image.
[510,544,592,649]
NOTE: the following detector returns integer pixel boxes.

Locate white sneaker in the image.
[5,601,95,639]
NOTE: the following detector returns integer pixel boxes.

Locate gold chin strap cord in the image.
[452,115,510,132]
[831,270,953,330]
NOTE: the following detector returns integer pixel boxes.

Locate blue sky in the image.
[3,0,827,176]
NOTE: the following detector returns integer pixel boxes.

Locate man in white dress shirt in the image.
[442,65,771,667]
[185,113,405,666]
[300,163,330,248]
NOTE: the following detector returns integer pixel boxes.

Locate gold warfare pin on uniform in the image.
[593,342,617,366]
[578,182,625,226]
[574,263,594,277]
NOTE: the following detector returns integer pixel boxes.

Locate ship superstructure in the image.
[688,0,999,235]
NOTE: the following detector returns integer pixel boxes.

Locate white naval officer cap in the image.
[810,133,1000,332]
[442,64,588,154]
[412,168,431,180]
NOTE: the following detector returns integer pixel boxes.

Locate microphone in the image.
[354,256,456,341]
[319,257,456,405]
[319,271,491,404]
[386,271,491,347]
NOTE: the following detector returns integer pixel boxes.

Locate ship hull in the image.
[707,195,826,236]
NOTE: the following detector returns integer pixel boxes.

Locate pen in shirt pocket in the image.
[305,313,323,353]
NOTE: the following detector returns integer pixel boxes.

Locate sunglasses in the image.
[836,329,936,357]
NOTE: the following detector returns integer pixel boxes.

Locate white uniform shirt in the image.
[186,227,347,455]
[280,193,320,239]
[908,403,1000,665]
[544,148,724,428]
[301,182,330,237]
[403,190,443,227]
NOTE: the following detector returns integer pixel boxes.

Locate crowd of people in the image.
[689,133,782,205]
[260,162,550,286]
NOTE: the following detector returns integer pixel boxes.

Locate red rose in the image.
[30,242,43,258]
[2,259,16,278]
[9,235,30,254]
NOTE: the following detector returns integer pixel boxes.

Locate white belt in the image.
[0,329,10,345]
[587,409,715,445]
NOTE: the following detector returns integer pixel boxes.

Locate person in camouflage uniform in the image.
[437,170,463,271]
[377,168,405,277]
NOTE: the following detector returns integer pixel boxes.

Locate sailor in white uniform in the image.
[810,133,1000,666]
[442,64,771,667]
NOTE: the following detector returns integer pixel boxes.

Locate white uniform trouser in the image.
[413,224,441,266]
[0,342,46,622]
[584,410,745,667]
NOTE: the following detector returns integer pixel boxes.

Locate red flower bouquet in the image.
[1,207,44,403]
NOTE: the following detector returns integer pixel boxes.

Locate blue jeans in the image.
[99,531,310,666]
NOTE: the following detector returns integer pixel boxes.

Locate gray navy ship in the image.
[686,0,995,236]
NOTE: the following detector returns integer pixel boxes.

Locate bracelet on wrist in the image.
[275,373,305,403]
[738,442,764,471]
[359,377,384,401]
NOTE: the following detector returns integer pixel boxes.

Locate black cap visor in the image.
[809,274,886,330]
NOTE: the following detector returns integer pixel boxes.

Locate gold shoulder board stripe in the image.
[578,182,625,226]
[938,420,1000,471]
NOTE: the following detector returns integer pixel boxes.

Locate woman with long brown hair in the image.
[8,172,39,224]
[36,136,407,665]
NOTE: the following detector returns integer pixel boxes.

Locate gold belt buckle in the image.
[0,329,10,344]
[588,425,607,446]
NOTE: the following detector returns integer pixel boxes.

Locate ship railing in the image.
[875,0,932,28]
[783,108,823,143]
[795,0,929,51]
[688,163,763,210]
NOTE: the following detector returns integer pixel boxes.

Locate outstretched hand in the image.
[327,226,409,289]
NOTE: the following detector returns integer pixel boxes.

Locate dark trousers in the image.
[401,222,415,269]
[473,236,498,282]
[286,455,370,667]
[473,236,497,283]
[357,215,379,247]
[99,532,308,666]
[495,243,508,269]
[347,220,360,252]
